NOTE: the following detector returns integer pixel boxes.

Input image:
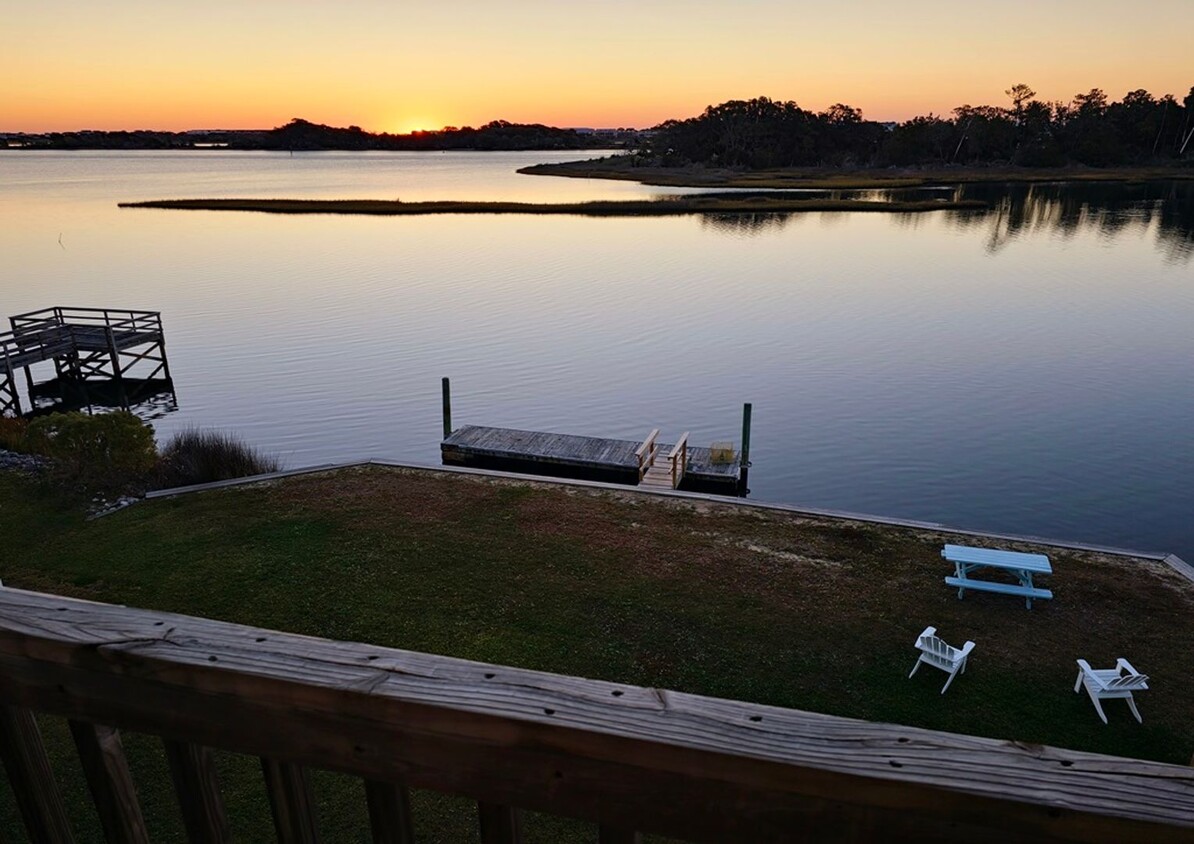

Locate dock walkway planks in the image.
[443,425,641,470]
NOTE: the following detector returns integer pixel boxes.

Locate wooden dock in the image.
[1,306,173,416]
[442,424,746,496]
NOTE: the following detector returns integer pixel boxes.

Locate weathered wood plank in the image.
[0,705,75,844]
[477,802,523,844]
[363,780,415,844]
[68,721,150,844]
[163,740,231,844]
[443,426,641,469]
[0,589,1190,844]
[261,758,320,844]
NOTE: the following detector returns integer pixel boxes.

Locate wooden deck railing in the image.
[0,588,1192,843]
[668,431,690,489]
[10,306,164,338]
[634,428,659,478]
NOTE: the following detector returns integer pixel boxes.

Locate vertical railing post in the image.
[442,377,452,439]
[364,780,415,844]
[0,705,75,844]
[477,802,523,844]
[163,740,231,844]
[261,758,320,844]
[69,721,150,844]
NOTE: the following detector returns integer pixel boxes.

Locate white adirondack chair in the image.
[908,626,975,694]
[1074,658,1149,724]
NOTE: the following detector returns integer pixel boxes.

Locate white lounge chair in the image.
[908,626,975,694]
[1075,658,1149,724]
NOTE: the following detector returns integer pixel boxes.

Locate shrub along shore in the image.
[1,464,1191,841]
[118,195,989,216]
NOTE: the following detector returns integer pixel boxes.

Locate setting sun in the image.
[386,117,444,135]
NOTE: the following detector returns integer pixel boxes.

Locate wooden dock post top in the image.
[0,588,1191,843]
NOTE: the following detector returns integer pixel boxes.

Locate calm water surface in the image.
[2,151,1192,558]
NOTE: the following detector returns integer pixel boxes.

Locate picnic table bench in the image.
[942,544,1053,609]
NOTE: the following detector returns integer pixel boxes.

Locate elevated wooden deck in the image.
[1,306,172,416]
[443,424,745,495]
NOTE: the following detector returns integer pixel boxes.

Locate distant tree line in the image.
[642,85,1194,169]
[4,119,643,152]
[258,119,640,151]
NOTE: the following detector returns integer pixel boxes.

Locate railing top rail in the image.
[0,588,1190,843]
[668,432,690,461]
[634,428,660,461]
[53,306,161,317]
[8,307,63,323]
[57,309,161,325]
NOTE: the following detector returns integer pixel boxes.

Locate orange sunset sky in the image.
[3,0,1192,133]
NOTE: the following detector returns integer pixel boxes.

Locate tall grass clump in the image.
[157,427,281,488]
[0,417,30,452]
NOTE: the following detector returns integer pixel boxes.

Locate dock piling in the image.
[741,403,752,468]
[442,377,452,438]
[739,402,752,496]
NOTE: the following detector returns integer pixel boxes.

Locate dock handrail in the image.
[0,588,1191,844]
[668,431,690,489]
[635,427,660,477]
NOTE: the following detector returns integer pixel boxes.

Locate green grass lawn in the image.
[2,466,1192,842]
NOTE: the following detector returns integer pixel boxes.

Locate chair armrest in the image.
[1116,657,1140,676]
[958,641,976,658]
[1075,658,1093,675]
[915,625,936,645]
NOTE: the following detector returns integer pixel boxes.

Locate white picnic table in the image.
[941,544,1054,609]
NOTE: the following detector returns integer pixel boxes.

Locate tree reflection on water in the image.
[690,180,1194,262]
[933,180,1194,261]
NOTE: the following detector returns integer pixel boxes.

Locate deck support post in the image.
[442,377,452,439]
[159,338,173,381]
[2,359,22,417]
[103,327,129,409]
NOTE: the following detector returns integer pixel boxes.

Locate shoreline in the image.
[517,157,1194,189]
[118,196,988,216]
